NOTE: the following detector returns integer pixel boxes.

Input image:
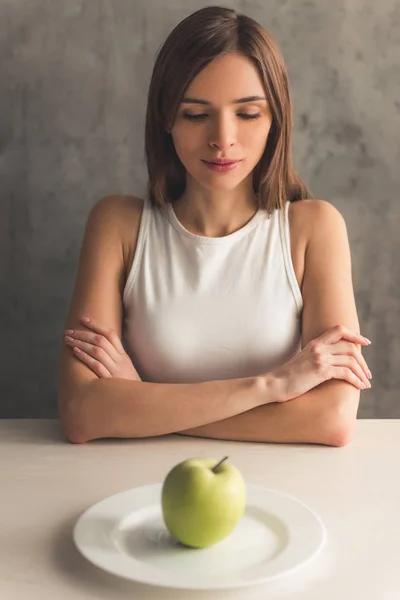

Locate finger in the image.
[70,340,116,375]
[318,324,371,347]
[329,341,371,379]
[80,317,125,354]
[330,365,368,390]
[329,355,371,388]
[66,331,120,363]
[343,356,371,388]
[73,347,112,378]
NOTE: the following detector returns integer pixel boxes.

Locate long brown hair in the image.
[144,6,313,216]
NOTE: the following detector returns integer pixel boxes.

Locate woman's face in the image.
[169,52,272,193]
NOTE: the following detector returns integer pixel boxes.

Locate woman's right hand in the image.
[271,325,372,403]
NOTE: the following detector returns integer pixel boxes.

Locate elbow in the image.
[61,415,90,445]
[64,428,89,445]
[325,389,360,447]
[328,425,354,447]
[58,392,90,444]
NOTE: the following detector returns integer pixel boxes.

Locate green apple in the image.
[161,456,246,549]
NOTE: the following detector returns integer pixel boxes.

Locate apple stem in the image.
[212,456,229,473]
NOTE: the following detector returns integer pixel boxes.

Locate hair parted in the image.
[144,6,312,215]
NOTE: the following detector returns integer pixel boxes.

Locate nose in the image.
[207,114,237,151]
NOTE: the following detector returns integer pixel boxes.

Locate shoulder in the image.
[91,194,144,281]
[288,197,345,223]
[288,198,347,247]
[89,193,145,224]
[89,193,145,243]
[87,194,146,277]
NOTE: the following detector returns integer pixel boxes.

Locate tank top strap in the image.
[122,195,152,304]
[278,201,303,314]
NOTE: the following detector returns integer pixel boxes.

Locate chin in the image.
[198,179,245,193]
[194,170,251,191]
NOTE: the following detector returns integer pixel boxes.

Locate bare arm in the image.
[60,198,364,447]
[176,379,356,447]
[66,373,278,443]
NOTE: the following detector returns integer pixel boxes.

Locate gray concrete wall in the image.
[1,1,399,418]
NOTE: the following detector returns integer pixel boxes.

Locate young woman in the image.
[58,6,372,446]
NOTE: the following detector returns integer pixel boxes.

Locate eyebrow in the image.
[181,95,267,105]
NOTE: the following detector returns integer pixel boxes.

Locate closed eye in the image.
[183,113,262,121]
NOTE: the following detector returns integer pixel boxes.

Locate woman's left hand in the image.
[64,316,142,381]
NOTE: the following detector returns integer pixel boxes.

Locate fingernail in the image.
[81,316,90,323]
[367,370,372,379]
[363,337,372,345]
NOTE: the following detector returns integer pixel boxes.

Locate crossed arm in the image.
[177,200,363,447]
[176,379,359,447]
[60,199,365,446]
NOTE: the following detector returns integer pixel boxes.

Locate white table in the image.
[1,419,399,600]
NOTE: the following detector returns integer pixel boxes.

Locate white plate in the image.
[73,483,326,590]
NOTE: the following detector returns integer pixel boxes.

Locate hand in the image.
[64,316,142,381]
[271,325,372,403]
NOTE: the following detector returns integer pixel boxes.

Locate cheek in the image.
[245,133,270,165]
[172,127,201,160]
[241,125,270,148]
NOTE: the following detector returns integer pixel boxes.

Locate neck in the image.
[172,178,259,238]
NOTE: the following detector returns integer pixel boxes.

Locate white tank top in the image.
[122,197,303,383]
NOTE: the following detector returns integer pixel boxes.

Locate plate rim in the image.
[73,482,327,590]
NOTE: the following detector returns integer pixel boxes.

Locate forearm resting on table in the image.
[62,373,276,444]
[177,380,360,447]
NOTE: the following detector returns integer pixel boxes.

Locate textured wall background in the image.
[1,1,399,418]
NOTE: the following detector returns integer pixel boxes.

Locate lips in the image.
[202,160,241,173]
[203,160,240,165]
